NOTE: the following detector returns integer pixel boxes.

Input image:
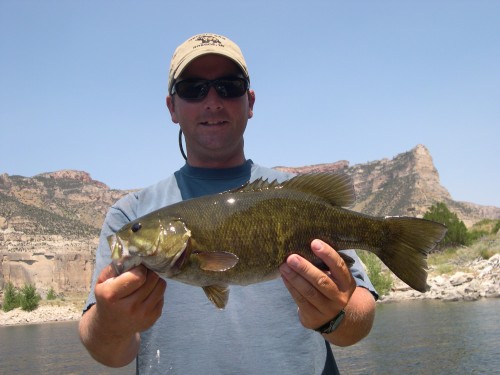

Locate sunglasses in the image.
[171,76,249,100]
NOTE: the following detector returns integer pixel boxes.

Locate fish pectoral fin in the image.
[193,251,239,272]
[202,285,229,309]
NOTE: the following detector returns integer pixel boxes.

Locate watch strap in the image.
[314,309,346,334]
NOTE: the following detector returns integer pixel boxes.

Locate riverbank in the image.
[380,253,500,302]
[1,254,498,326]
[0,304,81,326]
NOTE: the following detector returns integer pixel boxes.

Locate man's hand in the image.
[79,265,166,367]
[94,264,166,335]
[279,240,375,346]
[279,239,356,330]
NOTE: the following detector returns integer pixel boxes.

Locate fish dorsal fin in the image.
[192,251,239,271]
[202,285,229,309]
[233,173,355,207]
[227,178,281,193]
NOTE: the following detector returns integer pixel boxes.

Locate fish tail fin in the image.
[375,217,447,292]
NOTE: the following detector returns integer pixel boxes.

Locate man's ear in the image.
[247,90,256,119]
[166,95,179,123]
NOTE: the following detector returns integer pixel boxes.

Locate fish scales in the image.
[109,173,447,308]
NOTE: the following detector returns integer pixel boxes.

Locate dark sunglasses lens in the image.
[175,80,209,99]
[175,78,248,100]
[214,79,248,98]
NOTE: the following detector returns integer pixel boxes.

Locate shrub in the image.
[19,284,41,312]
[492,220,500,235]
[357,251,393,296]
[424,203,469,247]
[467,229,489,242]
[46,287,57,301]
[2,282,20,312]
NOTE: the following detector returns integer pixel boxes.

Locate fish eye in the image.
[131,223,142,233]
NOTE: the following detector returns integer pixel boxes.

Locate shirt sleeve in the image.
[339,249,379,300]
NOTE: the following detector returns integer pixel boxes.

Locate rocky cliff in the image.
[1,146,499,297]
[0,170,129,296]
[276,145,500,226]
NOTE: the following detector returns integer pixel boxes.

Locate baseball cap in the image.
[168,33,250,94]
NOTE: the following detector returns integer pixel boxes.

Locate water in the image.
[334,299,500,374]
[0,322,135,374]
[0,299,498,374]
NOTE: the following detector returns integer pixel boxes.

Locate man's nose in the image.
[204,86,224,110]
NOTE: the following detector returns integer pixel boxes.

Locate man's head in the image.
[166,33,255,168]
[168,33,250,95]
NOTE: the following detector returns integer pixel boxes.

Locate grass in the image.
[428,232,500,275]
[357,250,394,296]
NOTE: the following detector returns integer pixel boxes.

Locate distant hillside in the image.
[0,170,129,238]
[276,145,500,227]
[1,145,499,295]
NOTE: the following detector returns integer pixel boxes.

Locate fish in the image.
[108,173,447,309]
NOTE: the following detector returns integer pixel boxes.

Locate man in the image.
[79,33,377,374]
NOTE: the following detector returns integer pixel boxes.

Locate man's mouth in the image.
[199,120,227,126]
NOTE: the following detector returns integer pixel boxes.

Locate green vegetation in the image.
[428,223,500,276]
[423,203,500,249]
[357,251,393,296]
[2,282,20,312]
[493,220,500,235]
[19,284,41,311]
[1,282,41,312]
[46,287,57,300]
[423,202,469,247]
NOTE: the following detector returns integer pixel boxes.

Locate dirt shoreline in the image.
[0,304,81,326]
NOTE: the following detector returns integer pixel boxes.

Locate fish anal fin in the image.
[203,285,229,309]
[193,251,239,272]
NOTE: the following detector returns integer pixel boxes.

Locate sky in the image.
[1,1,499,207]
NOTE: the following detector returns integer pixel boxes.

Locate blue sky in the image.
[1,1,499,207]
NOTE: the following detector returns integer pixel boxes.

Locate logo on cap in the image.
[193,35,225,49]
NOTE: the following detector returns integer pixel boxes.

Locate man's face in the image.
[167,54,255,167]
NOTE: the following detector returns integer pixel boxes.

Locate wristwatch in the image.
[314,309,346,334]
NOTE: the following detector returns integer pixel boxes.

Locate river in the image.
[0,299,498,374]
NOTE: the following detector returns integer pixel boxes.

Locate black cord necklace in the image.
[178,128,187,161]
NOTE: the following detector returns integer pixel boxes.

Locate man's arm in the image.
[279,239,376,346]
[79,265,166,367]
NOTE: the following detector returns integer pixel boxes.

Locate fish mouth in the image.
[109,234,126,260]
[108,234,139,275]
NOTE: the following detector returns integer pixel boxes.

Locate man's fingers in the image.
[310,240,355,292]
[310,240,348,273]
[280,257,336,315]
[97,264,118,284]
[96,265,150,301]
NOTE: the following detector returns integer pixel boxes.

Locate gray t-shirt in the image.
[84,161,377,374]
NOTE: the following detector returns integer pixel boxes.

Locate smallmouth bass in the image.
[109,173,447,308]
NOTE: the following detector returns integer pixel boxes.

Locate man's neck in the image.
[186,152,246,169]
